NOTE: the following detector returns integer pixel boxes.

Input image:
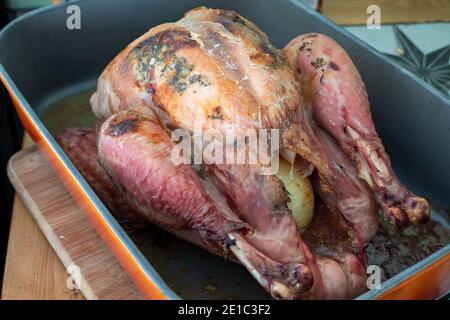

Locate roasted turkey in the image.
[57,7,429,300]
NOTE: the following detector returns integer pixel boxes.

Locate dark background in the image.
[0,0,25,290]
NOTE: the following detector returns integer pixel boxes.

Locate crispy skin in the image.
[90,8,300,131]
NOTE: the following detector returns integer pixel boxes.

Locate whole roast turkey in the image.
[57,7,429,300]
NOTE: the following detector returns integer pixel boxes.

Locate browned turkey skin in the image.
[57,7,429,300]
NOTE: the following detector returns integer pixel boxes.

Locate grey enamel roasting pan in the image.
[0,0,449,299]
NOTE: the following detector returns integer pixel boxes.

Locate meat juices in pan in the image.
[57,7,430,299]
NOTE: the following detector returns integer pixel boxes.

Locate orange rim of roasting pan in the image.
[1,76,168,300]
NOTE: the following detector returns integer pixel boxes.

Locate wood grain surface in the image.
[1,194,84,300]
[0,135,76,300]
[2,145,143,300]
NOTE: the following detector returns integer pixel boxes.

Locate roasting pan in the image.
[1,0,449,300]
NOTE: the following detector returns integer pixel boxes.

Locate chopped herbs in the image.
[130,29,210,95]
[311,57,326,69]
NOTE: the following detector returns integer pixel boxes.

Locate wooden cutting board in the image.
[6,146,144,300]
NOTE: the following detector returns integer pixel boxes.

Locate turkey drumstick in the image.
[283,34,430,228]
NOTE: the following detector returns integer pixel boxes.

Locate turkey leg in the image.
[283,34,430,228]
